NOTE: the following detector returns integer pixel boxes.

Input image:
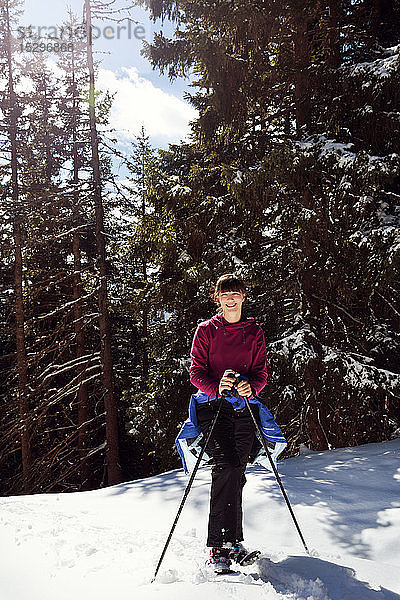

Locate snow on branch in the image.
[269,324,318,375]
[348,45,400,80]
[38,289,99,320]
[39,353,101,382]
[269,325,400,396]
[323,348,400,393]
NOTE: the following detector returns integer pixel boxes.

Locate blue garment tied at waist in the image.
[175,391,287,474]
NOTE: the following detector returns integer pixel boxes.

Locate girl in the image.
[176,273,286,573]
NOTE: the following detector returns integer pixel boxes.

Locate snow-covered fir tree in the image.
[134,0,400,463]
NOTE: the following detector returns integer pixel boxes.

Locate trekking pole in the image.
[243,393,310,555]
[151,393,225,582]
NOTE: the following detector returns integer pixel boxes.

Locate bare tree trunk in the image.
[300,261,328,450]
[372,0,395,45]
[327,0,341,69]
[13,223,31,491]
[141,153,149,381]
[5,0,32,492]
[141,261,149,382]
[73,229,91,488]
[293,14,311,137]
[84,0,121,485]
[70,44,91,490]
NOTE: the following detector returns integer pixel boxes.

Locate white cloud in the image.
[98,67,197,147]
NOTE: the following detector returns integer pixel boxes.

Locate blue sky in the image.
[19,0,196,149]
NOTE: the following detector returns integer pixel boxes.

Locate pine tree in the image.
[0,0,32,492]
[57,9,94,490]
[122,129,186,475]
[84,0,121,485]
[135,0,400,458]
[1,5,117,493]
[16,55,89,492]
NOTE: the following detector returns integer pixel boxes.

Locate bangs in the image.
[218,277,245,294]
[214,274,246,301]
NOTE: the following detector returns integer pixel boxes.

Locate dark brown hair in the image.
[212,273,247,303]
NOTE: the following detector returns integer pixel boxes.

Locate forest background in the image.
[0,0,399,495]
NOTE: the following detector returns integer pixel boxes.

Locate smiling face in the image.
[218,290,246,322]
[213,274,247,322]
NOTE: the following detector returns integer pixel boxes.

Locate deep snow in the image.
[1,438,400,600]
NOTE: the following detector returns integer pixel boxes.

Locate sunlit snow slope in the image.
[1,439,399,600]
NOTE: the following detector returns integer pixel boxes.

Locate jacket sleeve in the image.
[248,328,268,396]
[189,325,219,398]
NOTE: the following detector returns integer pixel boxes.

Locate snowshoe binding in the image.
[228,542,261,566]
[208,547,235,574]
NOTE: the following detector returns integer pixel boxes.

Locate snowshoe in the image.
[228,542,261,566]
[207,547,233,574]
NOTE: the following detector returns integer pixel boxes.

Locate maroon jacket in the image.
[189,313,268,398]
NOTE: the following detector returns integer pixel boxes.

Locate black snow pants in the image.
[196,397,257,548]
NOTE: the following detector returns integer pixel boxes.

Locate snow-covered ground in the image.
[1,438,400,600]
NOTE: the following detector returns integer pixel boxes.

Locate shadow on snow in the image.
[258,555,400,600]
